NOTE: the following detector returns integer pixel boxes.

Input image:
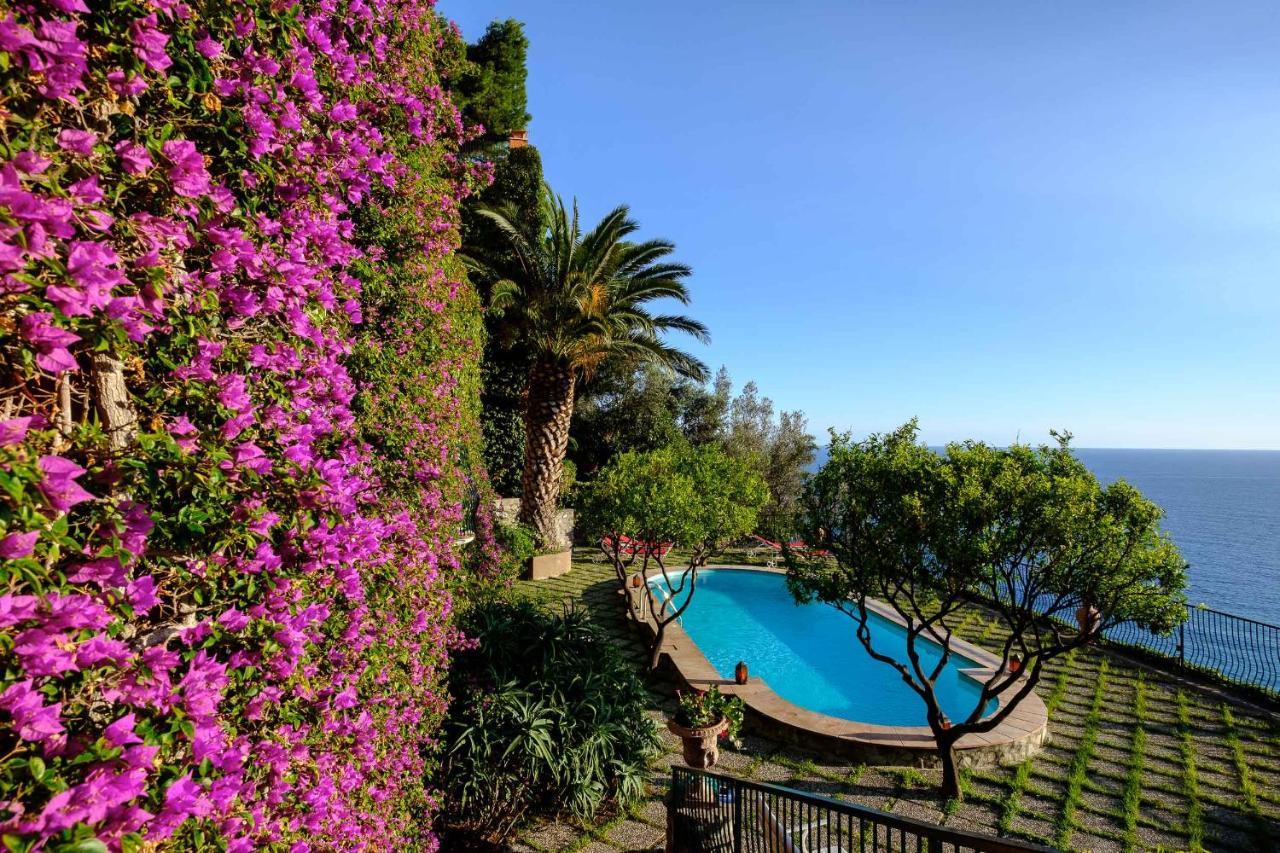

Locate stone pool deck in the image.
[633,565,1048,768]
[506,552,1280,853]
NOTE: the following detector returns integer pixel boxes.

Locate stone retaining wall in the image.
[494,497,575,551]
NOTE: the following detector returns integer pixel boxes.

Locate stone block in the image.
[529,549,572,580]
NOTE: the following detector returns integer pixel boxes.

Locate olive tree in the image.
[789,422,1187,799]
[723,377,817,539]
[579,443,768,670]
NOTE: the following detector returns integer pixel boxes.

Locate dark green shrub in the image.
[497,521,537,575]
[441,602,659,845]
[457,520,536,604]
[458,18,531,138]
[468,145,544,498]
[559,458,578,504]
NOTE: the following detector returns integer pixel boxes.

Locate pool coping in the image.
[630,564,1048,767]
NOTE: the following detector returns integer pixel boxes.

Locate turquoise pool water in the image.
[651,569,996,727]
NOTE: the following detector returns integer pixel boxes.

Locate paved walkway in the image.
[506,553,1280,853]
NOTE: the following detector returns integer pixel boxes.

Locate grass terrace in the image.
[503,553,1280,853]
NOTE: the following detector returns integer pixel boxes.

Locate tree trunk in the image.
[57,373,73,436]
[518,361,576,548]
[91,350,137,451]
[649,623,666,672]
[938,736,962,800]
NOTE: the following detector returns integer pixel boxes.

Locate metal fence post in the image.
[732,778,742,853]
[1178,620,1186,668]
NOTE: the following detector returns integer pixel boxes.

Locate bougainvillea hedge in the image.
[0,0,490,849]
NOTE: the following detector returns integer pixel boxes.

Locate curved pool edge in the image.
[634,565,1049,768]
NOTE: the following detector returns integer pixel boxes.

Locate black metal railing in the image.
[1103,604,1280,696]
[982,581,1280,699]
[453,483,481,546]
[669,768,1052,853]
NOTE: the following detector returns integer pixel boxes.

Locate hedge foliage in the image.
[456,19,531,140]
[0,0,486,849]
[465,145,544,497]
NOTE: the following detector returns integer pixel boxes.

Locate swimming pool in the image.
[650,568,997,727]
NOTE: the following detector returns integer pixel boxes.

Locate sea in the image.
[810,447,1280,626]
[1075,449,1280,626]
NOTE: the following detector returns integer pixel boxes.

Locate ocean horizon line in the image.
[815,444,1280,453]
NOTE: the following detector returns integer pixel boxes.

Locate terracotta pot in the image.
[1009,655,1022,673]
[734,661,749,684]
[1076,604,1101,637]
[629,573,643,588]
[667,716,729,769]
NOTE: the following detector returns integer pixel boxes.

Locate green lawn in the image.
[503,554,1280,853]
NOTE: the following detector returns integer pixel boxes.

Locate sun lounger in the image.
[759,800,847,853]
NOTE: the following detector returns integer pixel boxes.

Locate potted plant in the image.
[1076,599,1101,637]
[667,686,744,769]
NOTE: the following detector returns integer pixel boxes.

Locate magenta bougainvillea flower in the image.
[0,530,39,558]
[162,139,212,198]
[20,312,80,373]
[0,417,33,445]
[0,0,489,848]
[37,455,95,511]
[113,140,152,175]
[106,69,147,96]
[129,14,171,73]
[46,240,125,316]
[103,713,143,746]
[56,129,96,155]
[0,17,88,101]
[194,34,222,59]
[125,575,159,612]
[0,680,64,742]
[66,556,128,589]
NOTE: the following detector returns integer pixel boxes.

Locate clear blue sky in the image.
[441,1,1280,449]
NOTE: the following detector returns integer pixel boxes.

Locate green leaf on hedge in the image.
[53,840,107,853]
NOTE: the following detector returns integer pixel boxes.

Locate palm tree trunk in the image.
[519,360,576,547]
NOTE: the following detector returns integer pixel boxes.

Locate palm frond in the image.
[489,279,525,313]
[609,279,694,308]
[462,180,708,380]
[611,335,711,383]
[650,314,711,344]
[611,240,679,277]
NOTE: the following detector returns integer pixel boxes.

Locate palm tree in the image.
[464,185,709,547]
